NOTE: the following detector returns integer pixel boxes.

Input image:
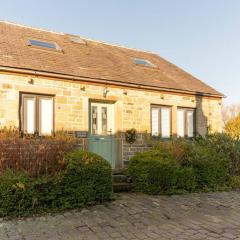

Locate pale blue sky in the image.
[0,0,239,104]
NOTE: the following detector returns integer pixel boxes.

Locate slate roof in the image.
[0,21,223,97]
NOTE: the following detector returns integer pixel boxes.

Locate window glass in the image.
[91,103,114,135]
[106,104,114,135]
[151,108,159,136]
[92,106,98,135]
[161,107,170,138]
[39,98,53,135]
[177,108,195,137]
[177,109,185,137]
[151,106,171,138]
[21,94,54,135]
[29,39,58,50]
[133,58,155,67]
[102,107,107,135]
[24,98,35,134]
[187,110,194,137]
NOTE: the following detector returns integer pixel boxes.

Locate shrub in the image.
[59,150,113,208]
[194,133,240,176]
[128,134,235,194]
[187,144,229,189]
[175,167,197,191]
[0,171,35,216]
[156,138,192,166]
[226,176,240,189]
[0,150,113,217]
[128,150,196,194]
[158,136,231,189]
[0,128,76,177]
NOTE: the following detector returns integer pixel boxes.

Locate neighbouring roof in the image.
[0,21,224,97]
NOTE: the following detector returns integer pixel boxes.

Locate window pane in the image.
[92,106,98,135]
[187,111,194,137]
[29,39,57,49]
[161,108,170,138]
[177,109,185,137]
[151,108,159,136]
[106,104,114,135]
[24,98,35,134]
[40,98,53,135]
[102,107,107,135]
[133,58,155,67]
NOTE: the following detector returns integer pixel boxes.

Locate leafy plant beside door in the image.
[125,128,137,144]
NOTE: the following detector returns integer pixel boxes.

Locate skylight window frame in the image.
[133,57,156,68]
[69,36,87,45]
[28,39,62,52]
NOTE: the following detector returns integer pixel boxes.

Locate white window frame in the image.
[20,93,54,136]
[151,105,172,138]
[90,102,115,136]
[177,108,196,138]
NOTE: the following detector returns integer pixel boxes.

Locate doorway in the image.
[88,101,116,167]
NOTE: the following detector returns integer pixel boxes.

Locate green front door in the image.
[88,102,116,168]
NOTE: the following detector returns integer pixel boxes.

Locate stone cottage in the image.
[0,21,224,168]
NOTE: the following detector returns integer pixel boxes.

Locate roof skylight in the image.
[70,36,86,44]
[133,58,155,67]
[28,39,60,50]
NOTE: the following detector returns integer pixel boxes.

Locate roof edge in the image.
[0,65,225,98]
[0,20,65,35]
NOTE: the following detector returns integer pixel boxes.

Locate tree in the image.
[222,104,240,125]
[224,115,240,139]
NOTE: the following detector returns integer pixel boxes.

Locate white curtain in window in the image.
[177,109,185,137]
[187,111,194,137]
[151,108,159,136]
[25,98,35,134]
[40,98,53,135]
[161,108,170,138]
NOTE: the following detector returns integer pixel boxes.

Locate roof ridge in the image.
[78,36,156,55]
[0,20,156,55]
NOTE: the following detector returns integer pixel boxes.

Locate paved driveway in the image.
[1,191,240,239]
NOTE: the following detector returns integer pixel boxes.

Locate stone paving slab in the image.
[1,191,240,239]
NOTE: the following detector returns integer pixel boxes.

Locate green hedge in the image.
[128,134,234,194]
[0,150,112,217]
[128,150,196,194]
[187,144,229,189]
[195,133,240,176]
[59,150,113,208]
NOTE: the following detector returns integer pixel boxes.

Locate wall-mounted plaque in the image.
[75,131,88,138]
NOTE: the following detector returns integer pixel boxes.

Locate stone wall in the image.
[121,133,150,165]
[0,73,223,167]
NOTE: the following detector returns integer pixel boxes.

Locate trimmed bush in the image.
[187,144,229,189]
[226,175,240,189]
[128,150,196,194]
[175,167,197,191]
[0,171,34,216]
[59,150,113,208]
[128,134,235,194]
[0,150,113,217]
[195,133,240,176]
[158,136,231,189]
